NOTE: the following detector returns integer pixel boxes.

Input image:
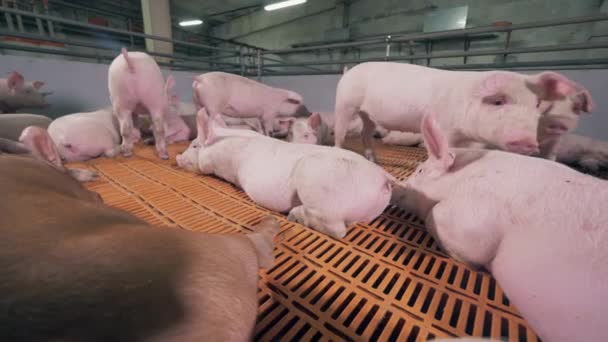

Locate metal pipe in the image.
[244,58,608,76]
[261,41,608,68]
[0,42,225,71]
[0,6,238,53]
[256,14,608,55]
[256,49,262,81]
[0,30,241,67]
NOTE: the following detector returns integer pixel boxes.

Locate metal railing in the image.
[0,4,608,76]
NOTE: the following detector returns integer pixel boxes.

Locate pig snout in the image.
[544,121,569,136]
[502,130,539,155]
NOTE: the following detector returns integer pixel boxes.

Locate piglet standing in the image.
[0,131,279,341]
[177,108,393,238]
[47,107,120,162]
[334,62,592,161]
[0,71,51,113]
[192,71,309,142]
[392,113,608,342]
[108,48,172,159]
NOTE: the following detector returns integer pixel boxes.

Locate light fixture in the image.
[264,0,307,11]
[179,19,203,27]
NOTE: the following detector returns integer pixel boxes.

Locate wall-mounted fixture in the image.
[178,19,203,27]
[264,0,307,12]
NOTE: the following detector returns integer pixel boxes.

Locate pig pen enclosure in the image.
[69,139,540,342]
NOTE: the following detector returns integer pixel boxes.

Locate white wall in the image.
[0,54,606,140]
[0,54,198,118]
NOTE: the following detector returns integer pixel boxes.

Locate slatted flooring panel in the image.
[70,139,539,342]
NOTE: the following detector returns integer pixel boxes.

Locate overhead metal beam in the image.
[0,6,238,53]
[261,41,608,68]
[257,13,608,55]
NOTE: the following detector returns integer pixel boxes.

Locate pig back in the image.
[0,154,199,341]
[0,114,51,141]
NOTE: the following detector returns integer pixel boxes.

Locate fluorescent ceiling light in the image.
[179,19,203,27]
[264,0,307,11]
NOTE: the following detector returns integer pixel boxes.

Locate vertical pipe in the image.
[44,2,55,37]
[239,47,245,76]
[408,40,414,63]
[127,17,134,47]
[256,49,262,81]
[463,37,470,64]
[3,0,15,31]
[385,35,391,60]
[503,30,512,62]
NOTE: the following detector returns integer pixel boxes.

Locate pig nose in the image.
[505,138,539,155]
[545,122,569,136]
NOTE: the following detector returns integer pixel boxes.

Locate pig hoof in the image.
[158,152,169,160]
[364,150,377,163]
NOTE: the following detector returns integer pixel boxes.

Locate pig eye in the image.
[417,168,424,174]
[483,95,508,106]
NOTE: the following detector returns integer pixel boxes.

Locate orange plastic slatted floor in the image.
[69,139,538,342]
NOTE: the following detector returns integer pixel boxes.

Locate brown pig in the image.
[0,129,279,341]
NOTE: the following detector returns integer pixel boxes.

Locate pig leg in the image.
[333,104,358,148]
[150,111,169,160]
[104,145,120,158]
[115,108,136,157]
[287,206,347,239]
[261,117,274,137]
[359,112,377,162]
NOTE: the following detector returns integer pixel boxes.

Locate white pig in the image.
[135,96,192,145]
[108,48,172,159]
[47,107,120,162]
[550,133,608,172]
[334,62,593,161]
[284,112,363,145]
[192,71,309,142]
[0,71,51,113]
[381,131,423,146]
[279,113,330,145]
[392,113,608,342]
[176,109,394,238]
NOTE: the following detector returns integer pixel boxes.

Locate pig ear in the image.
[32,81,45,90]
[571,90,595,114]
[7,71,24,92]
[308,113,322,131]
[196,108,217,145]
[165,75,175,94]
[421,114,455,170]
[286,91,303,105]
[19,126,62,168]
[527,72,590,104]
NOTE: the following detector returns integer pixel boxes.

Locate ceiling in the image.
[170,0,263,25]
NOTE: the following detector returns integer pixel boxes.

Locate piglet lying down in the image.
[392,114,608,342]
[177,109,395,238]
